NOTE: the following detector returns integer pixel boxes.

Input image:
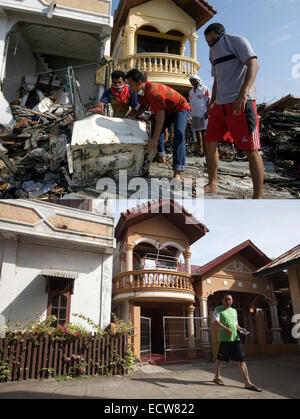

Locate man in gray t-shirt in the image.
[203,23,264,200]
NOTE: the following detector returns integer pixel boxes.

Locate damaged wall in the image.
[3,34,36,102]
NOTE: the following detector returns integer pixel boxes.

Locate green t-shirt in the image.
[215,306,240,342]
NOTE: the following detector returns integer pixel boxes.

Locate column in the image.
[288,267,300,351]
[125,243,134,285]
[199,296,210,345]
[189,33,198,61]
[183,249,192,275]
[269,300,283,344]
[126,25,136,68]
[187,304,197,358]
[130,303,141,361]
[125,243,134,271]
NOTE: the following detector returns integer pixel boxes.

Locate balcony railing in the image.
[113,269,194,294]
[116,53,200,78]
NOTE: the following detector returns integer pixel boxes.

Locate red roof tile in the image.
[255,244,300,277]
[115,199,209,245]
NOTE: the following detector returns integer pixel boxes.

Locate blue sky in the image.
[114,199,300,266]
[111,0,300,104]
[190,200,300,266]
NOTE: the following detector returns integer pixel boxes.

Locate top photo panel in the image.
[0,0,299,200]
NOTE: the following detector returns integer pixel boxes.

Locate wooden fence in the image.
[0,332,129,382]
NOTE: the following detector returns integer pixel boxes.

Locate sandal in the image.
[245,385,262,392]
[213,378,224,386]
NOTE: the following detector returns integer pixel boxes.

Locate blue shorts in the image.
[216,340,245,363]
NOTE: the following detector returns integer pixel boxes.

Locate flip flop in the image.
[245,385,262,392]
[213,378,224,386]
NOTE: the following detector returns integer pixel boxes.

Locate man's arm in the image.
[206,77,217,114]
[148,109,165,153]
[233,57,259,115]
[129,105,147,119]
[214,319,233,336]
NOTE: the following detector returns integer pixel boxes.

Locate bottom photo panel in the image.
[0,198,299,400]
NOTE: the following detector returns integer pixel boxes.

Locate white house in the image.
[0,0,112,110]
[0,199,115,330]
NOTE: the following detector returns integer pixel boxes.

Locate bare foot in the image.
[204,183,218,194]
[173,171,184,181]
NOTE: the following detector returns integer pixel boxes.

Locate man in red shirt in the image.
[125,69,190,180]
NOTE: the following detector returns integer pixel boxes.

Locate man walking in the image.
[189,75,211,156]
[125,69,190,180]
[204,23,264,199]
[212,294,262,392]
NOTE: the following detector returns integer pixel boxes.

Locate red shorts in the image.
[205,101,260,151]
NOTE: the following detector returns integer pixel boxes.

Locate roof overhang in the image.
[115,199,209,245]
[111,0,216,53]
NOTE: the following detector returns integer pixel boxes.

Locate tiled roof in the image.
[115,199,209,245]
[255,244,300,277]
[193,240,288,289]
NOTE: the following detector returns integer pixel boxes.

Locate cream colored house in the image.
[111,0,216,95]
[112,201,298,362]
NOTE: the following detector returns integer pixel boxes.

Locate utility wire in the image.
[3,61,99,82]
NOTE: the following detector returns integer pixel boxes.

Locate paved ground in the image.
[0,354,299,400]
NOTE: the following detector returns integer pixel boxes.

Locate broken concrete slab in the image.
[71,115,155,185]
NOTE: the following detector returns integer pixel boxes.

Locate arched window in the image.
[137,26,182,55]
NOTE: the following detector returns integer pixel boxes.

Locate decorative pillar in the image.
[129,303,141,361]
[199,296,210,345]
[125,243,134,285]
[288,267,300,351]
[269,300,283,344]
[125,243,134,271]
[187,304,197,358]
[126,25,136,68]
[188,33,198,61]
[180,42,186,56]
[183,249,192,275]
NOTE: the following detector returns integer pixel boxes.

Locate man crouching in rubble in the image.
[89,70,138,118]
[125,69,190,181]
[204,23,264,199]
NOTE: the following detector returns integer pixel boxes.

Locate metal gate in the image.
[140,316,152,364]
[163,316,211,361]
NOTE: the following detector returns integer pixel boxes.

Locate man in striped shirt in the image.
[204,23,264,199]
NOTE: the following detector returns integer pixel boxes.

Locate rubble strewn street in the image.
[0,90,299,200]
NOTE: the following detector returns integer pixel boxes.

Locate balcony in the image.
[112,269,195,303]
[117,53,200,90]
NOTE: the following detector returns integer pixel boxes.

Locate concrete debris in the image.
[71,115,154,185]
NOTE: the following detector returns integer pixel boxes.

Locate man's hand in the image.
[147,137,158,153]
[225,327,233,335]
[233,93,247,115]
[88,105,104,115]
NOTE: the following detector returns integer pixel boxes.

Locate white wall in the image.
[0,239,112,330]
[3,35,37,102]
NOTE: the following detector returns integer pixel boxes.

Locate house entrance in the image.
[163,316,211,361]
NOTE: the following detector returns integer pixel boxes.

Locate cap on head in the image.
[189,75,204,87]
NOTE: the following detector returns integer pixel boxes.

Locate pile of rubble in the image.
[1,86,300,199]
[0,101,74,199]
[259,97,300,174]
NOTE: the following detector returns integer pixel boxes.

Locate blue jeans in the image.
[152,109,189,171]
